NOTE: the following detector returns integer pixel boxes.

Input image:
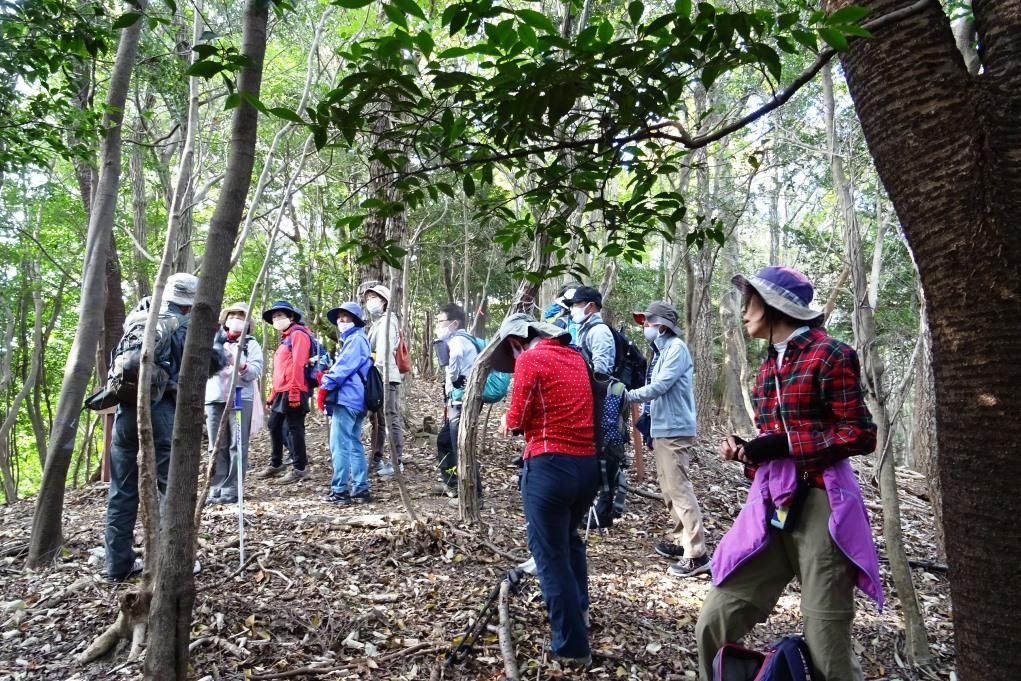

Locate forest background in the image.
[0,0,1017,678]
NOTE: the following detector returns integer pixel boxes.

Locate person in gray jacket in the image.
[363,283,404,476]
[625,301,709,577]
[204,302,264,505]
[564,286,616,377]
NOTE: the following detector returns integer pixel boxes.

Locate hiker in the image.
[363,284,404,476]
[494,313,599,668]
[543,285,579,344]
[104,273,196,582]
[433,303,478,499]
[625,301,710,576]
[319,302,373,504]
[563,286,615,377]
[204,302,264,505]
[695,266,882,681]
[256,300,311,485]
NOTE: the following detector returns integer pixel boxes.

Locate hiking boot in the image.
[255,465,284,479]
[350,491,372,505]
[377,462,395,477]
[654,541,686,559]
[275,468,308,485]
[553,654,592,670]
[323,491,350,504]
[218,494,238,505]
[668,554,711,577]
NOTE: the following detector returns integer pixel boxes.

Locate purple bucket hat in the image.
[732,266,822,321]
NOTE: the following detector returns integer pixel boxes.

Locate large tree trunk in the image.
[822,62,930,666]
[144,1,269,677]
[831,1,1021,677]
[27,2,146,567]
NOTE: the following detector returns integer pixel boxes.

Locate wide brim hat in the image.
[632,300,682,336]
[732,266,823,322]
[262,300,304,324]
[326,301,366,327]
[165,273,198,306]
[219,301,254,332]
[363,284,391,305]
[490,313,571,373]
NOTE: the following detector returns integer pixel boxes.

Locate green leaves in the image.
[628,1,645,25]
[817,27,848,51]
[331,0,374,8]
[816,4,872,52]
[111,11,142,29]
[515,9,557,35]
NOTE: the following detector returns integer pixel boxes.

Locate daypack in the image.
[585,358,630,527]
[283,324,331,389]
[579,322,648,391]
[360,358,385,412]
[86,303,180,411]
[713,636,815,681]
[453,331,510,404]
[395,329,412,374]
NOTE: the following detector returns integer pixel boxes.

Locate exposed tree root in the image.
[78,589,151,664]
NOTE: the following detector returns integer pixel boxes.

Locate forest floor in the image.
[1,378,955,680]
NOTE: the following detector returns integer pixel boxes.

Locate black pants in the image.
[436,404,482,496]
[269,393,308,470]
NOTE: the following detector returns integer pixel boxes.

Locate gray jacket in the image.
[577,313,616,376]
[625,333,696,438]
[205,335,264,404]
[367,311,402,384]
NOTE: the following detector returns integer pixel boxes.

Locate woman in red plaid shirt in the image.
[696,267,881,681]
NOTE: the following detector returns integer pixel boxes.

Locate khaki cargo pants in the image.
[653,436,707,558]
[695,488,863,681]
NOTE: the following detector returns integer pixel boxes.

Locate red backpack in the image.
[395,329,412,374]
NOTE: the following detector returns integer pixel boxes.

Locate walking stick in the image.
[234,386,246,568]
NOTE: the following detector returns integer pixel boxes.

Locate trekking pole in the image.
[234,386,245,568]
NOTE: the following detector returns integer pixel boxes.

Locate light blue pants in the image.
[330,405,368,495]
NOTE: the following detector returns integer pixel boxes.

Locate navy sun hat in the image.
[326,301,366,327]
[732,266,822,321]
[262,300,304,324]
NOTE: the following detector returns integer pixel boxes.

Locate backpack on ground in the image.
[85,303,180,411]
[283,324,331,389]
[579,322,648,391]
[712,636,814,681]
[453,331,510,404]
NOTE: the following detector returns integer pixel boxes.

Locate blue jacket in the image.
[321,327,371,415]
[625,332,696,438]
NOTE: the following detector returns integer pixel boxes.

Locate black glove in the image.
[741,433,789,464]
[452,375,467,390]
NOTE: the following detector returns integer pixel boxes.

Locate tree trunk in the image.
[130,119,153,298]
[824,51,933,667]
[144,1,269,677]
[718,230,755,434]
[912,289,943,561]
[27,2,146,567]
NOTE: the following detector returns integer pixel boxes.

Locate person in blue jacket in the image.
[318,302,372,504]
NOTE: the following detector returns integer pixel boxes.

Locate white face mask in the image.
[643,326,660,342]
[272,317,291,332]
[337,321,355,334]
[366,300,384,316]
[570,305,590,324]
[225,318,246,335]
[435,322,453,341]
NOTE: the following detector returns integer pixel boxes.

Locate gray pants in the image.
[105,395,174,580]
[371,382,404,464]
[205,400,253,499]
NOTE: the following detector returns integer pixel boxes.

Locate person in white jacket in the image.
[362,284,404,476]
[204,302,264,505]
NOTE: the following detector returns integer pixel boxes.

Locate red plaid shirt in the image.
[751,327,877,480]
[504,339,595,459]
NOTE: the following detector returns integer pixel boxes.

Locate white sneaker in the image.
[377,462,395,476]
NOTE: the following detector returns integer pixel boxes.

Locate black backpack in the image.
[580,322,648,390]
[86,303,180,411]
[359,358,385,413]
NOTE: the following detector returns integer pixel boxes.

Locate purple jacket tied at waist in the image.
[711,457,884,609]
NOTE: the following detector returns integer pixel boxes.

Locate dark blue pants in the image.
[521,454,599,659]
[105,395,175,580]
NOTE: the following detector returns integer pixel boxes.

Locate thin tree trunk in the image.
[144,1,269,677]
[822,61,930,666]
[912,287,943,561]
[718,229,755,434]
[28,1,146,567]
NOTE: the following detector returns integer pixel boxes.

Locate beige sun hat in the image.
[219,301,253,333]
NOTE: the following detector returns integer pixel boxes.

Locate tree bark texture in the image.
[718,232,755,435]
[912,291,944,561]
[27,2,146,566]
[831,0,1021,677]
[144,1,269,677]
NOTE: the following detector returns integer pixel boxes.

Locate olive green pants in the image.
[695,489,864,681]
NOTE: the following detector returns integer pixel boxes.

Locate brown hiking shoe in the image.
[255,465,284,479]
[275,468,308,485]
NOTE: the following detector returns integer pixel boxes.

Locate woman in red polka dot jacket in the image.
[494,313,599,670]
